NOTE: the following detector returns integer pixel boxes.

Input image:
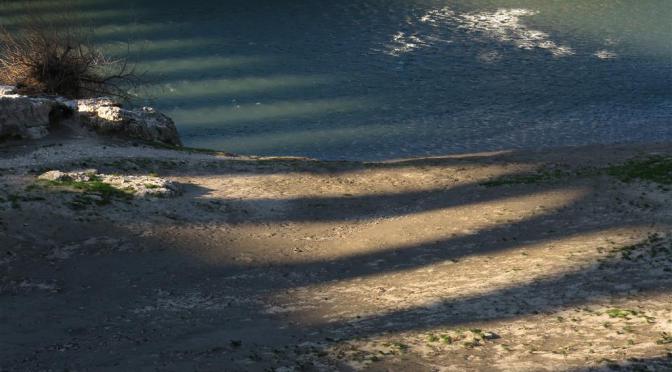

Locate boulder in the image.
[38,169,98,182]
[37,170,69,182]
[77,98,182,146]
[0,85,16,95]
[0,87,182,146]
[0,95,65,140]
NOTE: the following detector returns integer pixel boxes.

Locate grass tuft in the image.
[605,308,638,319]
[40,176,132,207]
[607,156,672,185]
[481,169,570,187]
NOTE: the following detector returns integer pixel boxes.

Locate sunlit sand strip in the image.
[266,226,650,323]
[289,187,589,261]
[187,161,537,199]
[324,291,672,371]
[269,227,670,369]
[182,188,587,268]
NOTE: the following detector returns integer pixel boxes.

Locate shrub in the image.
[0,12,137,99]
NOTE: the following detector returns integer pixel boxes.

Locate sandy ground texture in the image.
[1,135,671,371]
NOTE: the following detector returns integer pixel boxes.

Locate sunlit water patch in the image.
[384,7,574,57]
[1,0,670,160]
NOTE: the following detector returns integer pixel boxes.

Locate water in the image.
[2,0,671,160]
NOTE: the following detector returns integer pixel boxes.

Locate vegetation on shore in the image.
[0,8,137,99]
[607,156,672,185]
[481,156,672,187]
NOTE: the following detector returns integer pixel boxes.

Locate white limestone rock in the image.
[38,169,98,182]
[0,88,182,145]
[76,98,182,146]
[38,169,180,198]
[0,85,16,95]
[0,95,62,140]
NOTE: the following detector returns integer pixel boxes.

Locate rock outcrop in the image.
[0,87,182,146]
[76,98,182,146]
[0,85,16,95]
[0,94,68,140]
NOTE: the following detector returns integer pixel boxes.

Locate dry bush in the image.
[0,12,138,99]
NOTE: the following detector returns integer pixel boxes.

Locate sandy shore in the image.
[1,136,671,371]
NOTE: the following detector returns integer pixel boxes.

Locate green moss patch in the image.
[607,156,672,184]
[40,176,132,207]
[605,308,639,319]
[481,168,572,187]
[482,156,672,187]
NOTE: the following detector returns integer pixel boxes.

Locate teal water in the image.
[2,0,671,159]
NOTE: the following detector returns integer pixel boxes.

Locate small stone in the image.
[38,170,69,182]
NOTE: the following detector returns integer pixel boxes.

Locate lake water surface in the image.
[2,0,671,159]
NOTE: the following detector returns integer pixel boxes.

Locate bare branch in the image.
[0,6,141,100]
